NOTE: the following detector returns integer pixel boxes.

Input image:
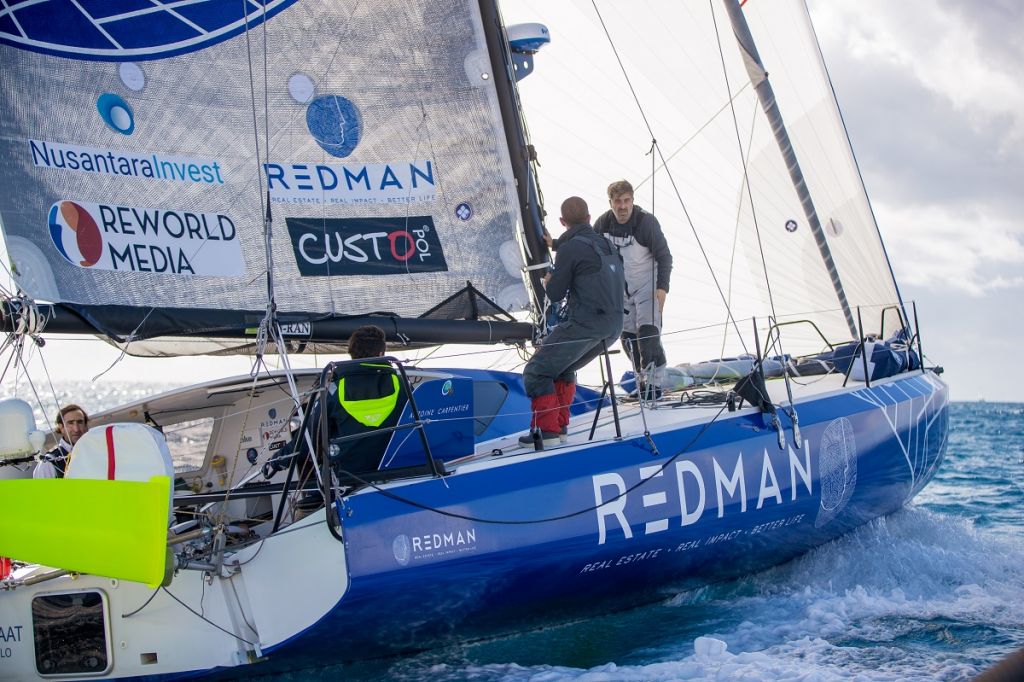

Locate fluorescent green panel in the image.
[0,476,171,587]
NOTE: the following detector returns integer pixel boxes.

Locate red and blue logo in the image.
[48,201,103,267]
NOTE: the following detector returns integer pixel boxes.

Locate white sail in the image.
[502,0,902,361]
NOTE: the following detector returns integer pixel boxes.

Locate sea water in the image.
[16,385,1023,680]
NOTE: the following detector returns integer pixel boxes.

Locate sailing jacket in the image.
[326,362,406,474]
[593,205,672,294]
[546,223,624,330]
[34,440,71,478]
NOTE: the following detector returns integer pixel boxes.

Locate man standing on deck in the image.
[521,196,624,448]
[594,180,673,400]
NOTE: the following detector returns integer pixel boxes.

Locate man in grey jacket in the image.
[594,179,673,399]
[521,196,624,447]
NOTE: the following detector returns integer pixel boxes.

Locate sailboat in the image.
[0,0,948,679]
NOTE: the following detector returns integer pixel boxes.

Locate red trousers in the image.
[531,380,576,433]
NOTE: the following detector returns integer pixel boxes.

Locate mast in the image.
[722,0,859,339]
[478,0,550,321]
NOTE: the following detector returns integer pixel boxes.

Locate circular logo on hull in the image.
[815,416,858,528]
[392,534,411,566]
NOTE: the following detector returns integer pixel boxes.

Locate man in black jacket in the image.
[521,196,624,447]
[594,179,673,399]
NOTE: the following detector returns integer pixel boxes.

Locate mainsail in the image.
[501,0,905,361]
[0,1,540,354]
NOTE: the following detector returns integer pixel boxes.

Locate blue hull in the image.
[266,372,949,666]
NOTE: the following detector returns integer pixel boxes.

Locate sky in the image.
[805,0,1024,401]
[2,0,1021,403]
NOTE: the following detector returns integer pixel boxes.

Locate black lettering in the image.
[132,243,151,271]
[184,213,202,239]
[132,208,159,236]
[116,206,135,234]
[98,205,119,233]
[109,243,134,270]
[162,211,185,238]
[217,215,235,240]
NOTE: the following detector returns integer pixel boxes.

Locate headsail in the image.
[501,0,905,360]
[0,1,539,354]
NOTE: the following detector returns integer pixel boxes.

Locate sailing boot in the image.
[519,392,561,448]
[637,325,667,401]
[554,379,576,442]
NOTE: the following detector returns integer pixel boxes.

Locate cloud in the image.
[812,1,1024,143]
[808,0,1024,297]
[875,201,1024,296]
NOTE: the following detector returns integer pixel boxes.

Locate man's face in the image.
[62,409,88,444]
[610,192,634,224]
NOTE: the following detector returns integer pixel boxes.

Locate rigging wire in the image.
[709,2,803,426]
[589,0,750,357]
[710,2,780,343]
[161,586,255,646]
[633,81,752,192]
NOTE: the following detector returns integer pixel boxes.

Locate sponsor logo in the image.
[286,216,448,276]
[265,161,435,205]
[31,140,225,185]
[815,417,857,528]
[592,444,814,545]
[0,0,298,61]
[306,95,362,158]
[455,202,473,221]
[280,322,311,336]
[392,535,411,566]
[48,200,244,276]
[441,380,453,396]
[96,93,134,135]
[784,219,798,233]
[392,528,478,566]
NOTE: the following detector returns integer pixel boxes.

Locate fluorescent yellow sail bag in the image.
[0,476,171,588]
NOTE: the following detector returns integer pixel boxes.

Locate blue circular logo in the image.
[306,95,362,158]
[441,380,453,396]
[0,0,298,61]
[268,408,277,419]
[455,202,473,221]
[784,219,798,233]
[97,93,134,135]
[246,448,259,465]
